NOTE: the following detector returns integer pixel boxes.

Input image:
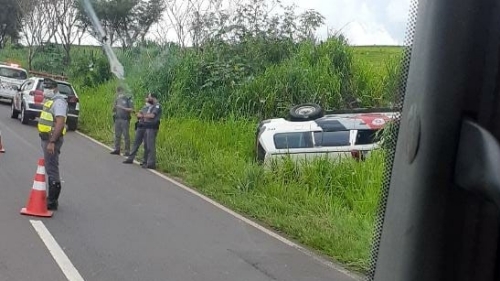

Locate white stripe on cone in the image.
[32,180,46,191]
[36,165,46,175]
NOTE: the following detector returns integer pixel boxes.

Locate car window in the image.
[273,132,313,149]
[36,80,44,90]
[0,67,27,80]
[57,83,75,96]
[22,80,33,91]
[314,130,351,147]
[355,129,383,145]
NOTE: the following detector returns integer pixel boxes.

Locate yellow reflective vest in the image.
[37,96,67,136]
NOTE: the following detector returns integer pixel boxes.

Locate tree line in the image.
[0,0,327,70]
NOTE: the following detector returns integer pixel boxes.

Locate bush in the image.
[69,49,112,88]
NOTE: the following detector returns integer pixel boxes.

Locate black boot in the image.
[47,180,62,210]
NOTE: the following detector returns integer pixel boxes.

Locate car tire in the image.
[20,104,29,124]
[67,119,78,131]
[10,102,19,119]
[288,103,324,121]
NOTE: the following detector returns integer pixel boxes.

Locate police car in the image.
[0,62,28,103]
[254,103,398,164]
[10,73,80,131]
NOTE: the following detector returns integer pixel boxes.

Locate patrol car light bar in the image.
[0,61,21,68]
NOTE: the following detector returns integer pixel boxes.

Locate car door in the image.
[20,79,34,108]
[369,0,500,280]
[14,79,30,110]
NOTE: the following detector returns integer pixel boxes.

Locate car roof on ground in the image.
[263,112,395,132]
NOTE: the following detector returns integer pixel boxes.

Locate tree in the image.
[185,0,226,48]
[18,0,58,69]
[297,9,325,42]
[188,0,324,46]
[0,0,23,48]
[76,0,166,48]
[50,0,84,66]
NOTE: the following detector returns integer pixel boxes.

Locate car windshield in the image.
[0,67,27,80]
[36,80,75,96]
[313,130,351,147]
[57,83,75,96]
[274,132,314,149]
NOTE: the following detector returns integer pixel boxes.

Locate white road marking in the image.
[75,131,361,280]
[30,220,85,281]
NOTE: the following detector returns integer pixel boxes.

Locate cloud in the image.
[290,0,412,45]
[79,0,413,46]
[386,0,411,23]
[342,22,399,45]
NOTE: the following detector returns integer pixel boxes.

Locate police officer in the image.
[142,93,161,169]
[123,94,152,165]
[37,78,68,211]
[110,86,134,156]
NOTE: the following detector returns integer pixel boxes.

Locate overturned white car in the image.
[254,103,398,165]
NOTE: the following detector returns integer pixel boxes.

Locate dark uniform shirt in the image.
[143,103,162,124]
[114,94,133,120]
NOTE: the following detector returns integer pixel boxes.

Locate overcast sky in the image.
[80,0,413,46]
[285,0,413,45]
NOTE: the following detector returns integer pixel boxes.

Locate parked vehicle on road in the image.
[254,103,398,164]
[0,62,28,103]
[10,72,80,131]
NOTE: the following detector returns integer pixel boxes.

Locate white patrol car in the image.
[10,74,80,131]
[0,63,28,103]
[254,103,398,164]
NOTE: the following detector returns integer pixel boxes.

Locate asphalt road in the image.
[0,101,359,281]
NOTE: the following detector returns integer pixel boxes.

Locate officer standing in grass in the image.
[142,93,162,169]
[110,86,134,156]
[123,93,152,166]
[37,78,68,211]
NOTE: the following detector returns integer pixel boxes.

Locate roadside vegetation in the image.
[0,0,404,274]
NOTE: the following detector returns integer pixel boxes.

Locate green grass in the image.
[352,46,403,67]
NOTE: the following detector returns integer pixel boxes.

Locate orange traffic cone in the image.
[20,158,53,217]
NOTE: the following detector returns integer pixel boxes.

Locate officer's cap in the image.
[43,78,58,89]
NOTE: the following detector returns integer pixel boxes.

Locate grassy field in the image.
[0,42,403,274]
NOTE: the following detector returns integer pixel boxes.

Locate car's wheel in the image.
[288,103,324,121]
[67,119,78,131]
[20,104,29,124]
[10,102,19,119]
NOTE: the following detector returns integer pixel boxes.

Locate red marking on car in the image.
[349,114,393,129]
[30,90,45,104]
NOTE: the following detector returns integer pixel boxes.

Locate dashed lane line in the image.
[30,220,85,281]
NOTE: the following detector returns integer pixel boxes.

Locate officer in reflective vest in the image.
[38,78,68,211]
